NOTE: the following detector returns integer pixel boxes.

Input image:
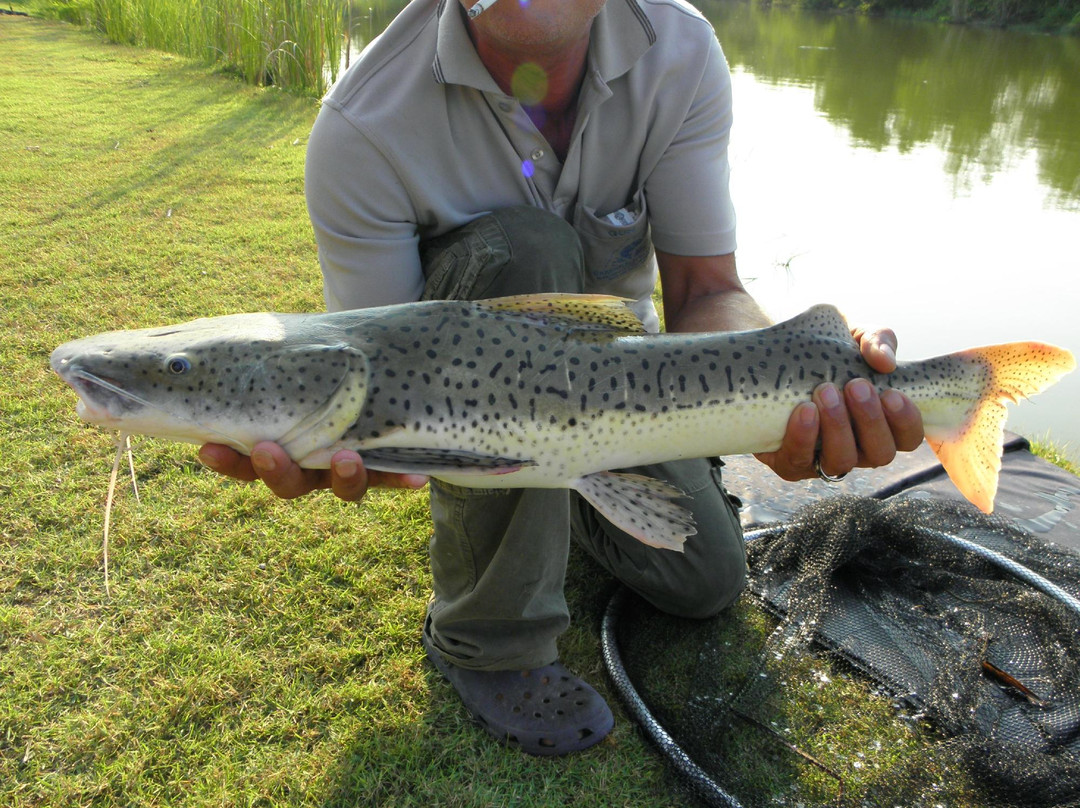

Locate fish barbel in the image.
[50,294,1075,551]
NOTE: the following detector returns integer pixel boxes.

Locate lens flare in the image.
[511,62,548,107]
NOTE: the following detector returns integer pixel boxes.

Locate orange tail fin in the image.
[925,342,1075,513]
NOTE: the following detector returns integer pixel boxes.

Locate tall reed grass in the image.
[88,0,353,94]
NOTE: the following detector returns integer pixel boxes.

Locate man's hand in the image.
[198,442,429,501]
[754,326,925,481]
[654,250,924,482]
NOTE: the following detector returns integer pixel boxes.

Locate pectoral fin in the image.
[361,447,536,476]
[573,471,696,552]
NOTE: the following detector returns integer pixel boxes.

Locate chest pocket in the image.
[573,189,653,285]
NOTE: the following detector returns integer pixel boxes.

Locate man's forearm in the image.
[656,250,771,334]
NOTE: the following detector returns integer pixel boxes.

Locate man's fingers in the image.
[199,443,259,482]
[753,401,819,481]
[201,442,426,502]
[843,378,896,469]
[329,452,429,500]
[329,452,371,501]
[854,326,899,374]
[881,388,925,452]
[814,383,858,478]
[250,442,327,499]
[368,471,430,490]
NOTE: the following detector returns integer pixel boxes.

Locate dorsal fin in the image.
[477,293,647,334]
[775,304,855,344]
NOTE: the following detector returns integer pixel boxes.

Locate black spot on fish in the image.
[774,365,787,389]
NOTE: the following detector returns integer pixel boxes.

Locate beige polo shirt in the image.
[306,0,736,332]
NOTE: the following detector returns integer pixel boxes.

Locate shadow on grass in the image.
[317,547,693,807]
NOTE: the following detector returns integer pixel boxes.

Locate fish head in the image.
[51,313,370,461]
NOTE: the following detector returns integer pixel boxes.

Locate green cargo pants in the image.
[419,207,747,671]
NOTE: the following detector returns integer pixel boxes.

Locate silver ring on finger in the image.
[814,452,848,483]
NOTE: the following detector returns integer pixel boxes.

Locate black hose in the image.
[602,516,1080,808]
[601,586,745,808]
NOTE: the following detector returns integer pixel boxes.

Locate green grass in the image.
[12,0,352,93]
[0,17,671,807]
[1,14,1077,808]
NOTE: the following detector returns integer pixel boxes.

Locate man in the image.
[200,0,923,755]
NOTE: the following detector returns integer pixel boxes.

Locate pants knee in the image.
[486,206,586,295]
[660,556,747,620]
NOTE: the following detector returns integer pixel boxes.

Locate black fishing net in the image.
[609,494,1080,808]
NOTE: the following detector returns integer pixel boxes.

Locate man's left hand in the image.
[754,326,925,481]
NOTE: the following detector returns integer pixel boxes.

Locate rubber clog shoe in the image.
[422,632,614,756]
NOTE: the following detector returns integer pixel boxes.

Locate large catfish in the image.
[51,294,1075,551]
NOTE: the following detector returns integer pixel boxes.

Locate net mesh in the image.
[614,495,1080,807]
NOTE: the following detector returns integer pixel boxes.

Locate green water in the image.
[346,0,1080,458]
[698,1,1080,459]
[702,0,1080,209]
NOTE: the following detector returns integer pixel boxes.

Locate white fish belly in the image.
[426,397,798,490]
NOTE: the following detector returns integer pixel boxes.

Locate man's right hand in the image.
[198,442,429,502]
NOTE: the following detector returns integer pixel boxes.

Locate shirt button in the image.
[530,148,545,161]
[499,101,513,112]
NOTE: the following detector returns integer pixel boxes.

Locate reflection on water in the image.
[697,1,1080,460]
[699,0,1080,209]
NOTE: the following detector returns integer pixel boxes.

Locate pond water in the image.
[344,0,1080,461]
[701,0,1080,461]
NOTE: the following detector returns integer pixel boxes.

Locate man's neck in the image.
[472,34,588,111]
[467,23,590,160]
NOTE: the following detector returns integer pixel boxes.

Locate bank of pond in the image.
[22,0,1079,95]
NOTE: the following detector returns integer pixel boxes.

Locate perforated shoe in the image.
[422,631,614,755]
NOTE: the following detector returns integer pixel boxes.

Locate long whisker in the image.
[73,369,156,409]
[72,369,243,447]
[103,433,129,597]
[125,434,140,503]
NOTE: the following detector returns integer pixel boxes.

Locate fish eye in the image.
[166,356,191,375]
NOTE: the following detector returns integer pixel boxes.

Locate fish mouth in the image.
[50,345,159,424]
[50,355,253,450]
[56,366,150,426]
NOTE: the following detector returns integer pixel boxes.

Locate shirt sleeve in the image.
[305,101,426,313]
[644,33,737,258]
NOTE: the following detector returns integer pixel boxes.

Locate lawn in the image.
[0,14,679,806]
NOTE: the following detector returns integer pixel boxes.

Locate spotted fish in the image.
[50,294,1075,551]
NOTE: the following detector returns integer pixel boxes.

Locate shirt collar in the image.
[432,0,655,90]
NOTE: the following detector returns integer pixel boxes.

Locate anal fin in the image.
[573,471,696,552]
